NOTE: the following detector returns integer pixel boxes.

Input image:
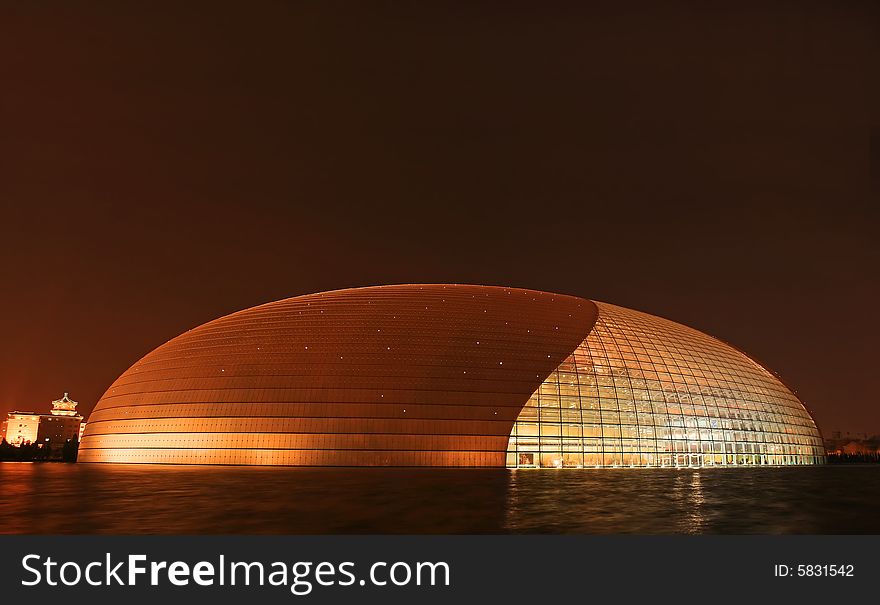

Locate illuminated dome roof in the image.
[80,285,824,467]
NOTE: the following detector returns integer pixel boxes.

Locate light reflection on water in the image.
[1,463,877,534]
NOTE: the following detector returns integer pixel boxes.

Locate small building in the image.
[5,393,84,449]
[841,441,878,456]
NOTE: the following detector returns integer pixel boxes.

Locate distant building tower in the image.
[51,393,79,416]
[4,393,84,449]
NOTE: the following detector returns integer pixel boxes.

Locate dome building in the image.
[79,285,824,467]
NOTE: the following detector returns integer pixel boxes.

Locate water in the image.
[1,463,877,534]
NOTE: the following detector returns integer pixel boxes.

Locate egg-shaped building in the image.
[79,285,824,467]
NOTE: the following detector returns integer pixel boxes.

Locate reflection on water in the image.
[687,472,705,534]
[1,463,878,534]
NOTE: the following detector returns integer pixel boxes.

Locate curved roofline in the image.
[94,283,599,415]
[269,283,590,302]
[216,282,593,329]
[150,285,814,404]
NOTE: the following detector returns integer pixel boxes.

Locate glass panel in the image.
[507,301,824,468]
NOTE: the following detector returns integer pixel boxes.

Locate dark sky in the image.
[1,1,877,435]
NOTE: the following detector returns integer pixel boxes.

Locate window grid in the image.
[507,302,824,468]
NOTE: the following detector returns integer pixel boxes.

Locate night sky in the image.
[1,2,877,435]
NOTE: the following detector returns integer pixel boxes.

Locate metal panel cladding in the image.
[80,285,597,466]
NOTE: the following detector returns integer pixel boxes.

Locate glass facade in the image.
[506,302,824,468]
